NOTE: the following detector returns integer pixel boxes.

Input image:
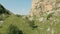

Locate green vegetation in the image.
[8,24,23,34]
[0,4,60,34]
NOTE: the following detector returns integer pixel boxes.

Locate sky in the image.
[0,0,32,15]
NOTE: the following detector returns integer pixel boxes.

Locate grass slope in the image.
[0,12,60,34]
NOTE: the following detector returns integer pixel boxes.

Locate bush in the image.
[29,20,37,29]
[8,24,23,34]
[16,14,22,17]
[47,13,53,20]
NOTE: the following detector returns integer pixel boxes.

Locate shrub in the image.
[29,20,38,29]
[8,24,23,34]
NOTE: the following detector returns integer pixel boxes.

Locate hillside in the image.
[0,4,13,21]
[0,0,60,34]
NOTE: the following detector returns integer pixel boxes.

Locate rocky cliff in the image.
[30,0,60,17]
[28,0,60,34]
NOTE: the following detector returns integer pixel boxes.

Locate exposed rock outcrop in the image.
[30,0,60,17]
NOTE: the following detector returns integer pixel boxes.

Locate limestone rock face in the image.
[30,0,60,17]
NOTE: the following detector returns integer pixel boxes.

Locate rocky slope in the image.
[30,0,60,17]
[29,0,60,34]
